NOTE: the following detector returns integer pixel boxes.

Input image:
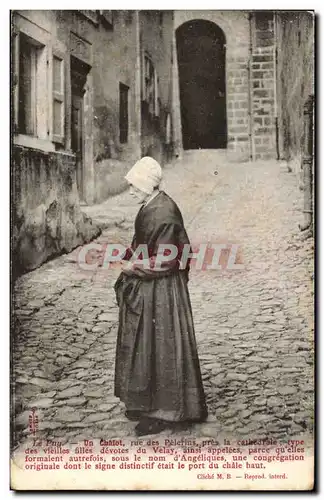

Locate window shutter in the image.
[52,54,65,144]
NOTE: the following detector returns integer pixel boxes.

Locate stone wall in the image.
[53,10,140,204]
[12,146,100,276]
[54,10,174,202]
[173,10,312,162]
[226,51,250,161]
[140,10,174,165]
[224,13,251,161]
[91,11,140,165]
[12,10,176,275]
[250,11,277,160]
[276,11,314,165]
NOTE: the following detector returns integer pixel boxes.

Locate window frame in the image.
[143,52,159,118]
[12,13,55,152]
[18,32,39,136]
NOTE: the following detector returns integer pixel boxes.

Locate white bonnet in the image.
[125,156,162,195]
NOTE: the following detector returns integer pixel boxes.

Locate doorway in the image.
[70,56,90,202]
[176,20,227,150]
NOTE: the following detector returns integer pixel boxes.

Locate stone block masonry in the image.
[175,11,278,162]
[173,11,252,162]
[250,12,277,160]
[276,11,314,163]
[12,146,100,276]
[226,56,250,161]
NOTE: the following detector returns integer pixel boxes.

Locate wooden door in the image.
[71,93,84,200]
[71,55,90,202]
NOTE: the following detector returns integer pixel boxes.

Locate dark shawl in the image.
[114,191,207,422]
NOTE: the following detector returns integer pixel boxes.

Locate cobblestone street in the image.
[12,151,314,448]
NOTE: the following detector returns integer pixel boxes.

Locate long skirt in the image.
[114,270,207,422]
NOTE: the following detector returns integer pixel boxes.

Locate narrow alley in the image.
[12,152,314,449]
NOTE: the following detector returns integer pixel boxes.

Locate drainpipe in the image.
[273,11,280,160]
[299,94,314,235]
[248,12,255,161]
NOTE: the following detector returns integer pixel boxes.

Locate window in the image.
[144,54,159,117]
[18,32,44,136]
[13,13,66,152]
[52,55,64,143]
[119,83,129,144]
[159,12,163,37]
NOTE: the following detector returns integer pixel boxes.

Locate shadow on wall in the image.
[94,105,122,162]
[94,139,169,205]
[93,104,130,203]
[94,159,131,203]
[143,142,164,166]
[94,147,165,204]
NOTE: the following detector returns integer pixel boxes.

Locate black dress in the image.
[114,191,207,422]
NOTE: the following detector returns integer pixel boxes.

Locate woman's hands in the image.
[120,257,180,280]
[120,259,151,276]
[120,260,134,275]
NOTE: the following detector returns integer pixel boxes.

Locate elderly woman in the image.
[114,157,207,436]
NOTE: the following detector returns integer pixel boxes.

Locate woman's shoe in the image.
[135,418,170,436]
[125,410,143,421]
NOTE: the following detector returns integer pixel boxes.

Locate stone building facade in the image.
[11,10,314,274]
[173,10,253,161]
[276,11,315,233]
[172,10,281,162]
[276,11,314,164]
[11,10,173,273]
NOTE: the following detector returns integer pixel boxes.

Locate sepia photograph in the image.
[10,9,315,490]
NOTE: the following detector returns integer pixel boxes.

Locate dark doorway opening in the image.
[176,20,227,150]
[70,56,90,202]
[119,83,129,144]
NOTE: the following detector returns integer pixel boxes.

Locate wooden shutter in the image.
[52,53,65,144]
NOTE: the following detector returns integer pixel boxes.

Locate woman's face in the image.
[129,184,148,204]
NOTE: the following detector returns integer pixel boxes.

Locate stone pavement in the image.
[12,151,314,449]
